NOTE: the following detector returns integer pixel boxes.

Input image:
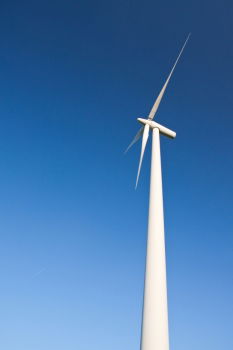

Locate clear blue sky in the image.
[0,1,232,349]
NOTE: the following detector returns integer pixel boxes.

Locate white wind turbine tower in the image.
[126,34,190,350]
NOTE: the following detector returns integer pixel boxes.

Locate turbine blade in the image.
[148,33,191,121]
[124,126,144,153]
[135,124,150,188]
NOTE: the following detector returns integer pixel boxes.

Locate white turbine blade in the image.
[125,126,144,153]
[148,33,191,121]
[135,124,150,188]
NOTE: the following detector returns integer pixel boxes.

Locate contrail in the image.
[32,268,47,278]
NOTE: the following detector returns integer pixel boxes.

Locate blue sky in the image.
[0,0,232,349]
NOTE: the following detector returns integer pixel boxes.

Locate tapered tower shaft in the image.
[141,127,169,350]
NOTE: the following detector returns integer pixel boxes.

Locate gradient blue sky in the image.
[0,1,232,349]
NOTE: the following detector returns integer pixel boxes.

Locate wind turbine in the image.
[126,34,190,350]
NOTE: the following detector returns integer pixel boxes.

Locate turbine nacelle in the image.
[137,118,176,139]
